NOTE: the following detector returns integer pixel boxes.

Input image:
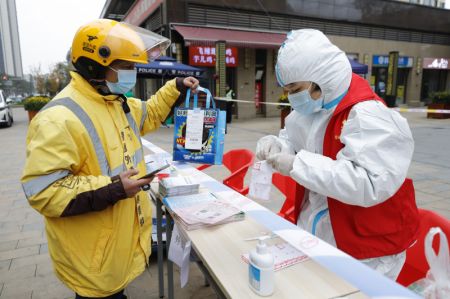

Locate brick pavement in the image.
[0,107,449,298]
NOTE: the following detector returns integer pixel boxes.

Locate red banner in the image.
[254,81,262,108]
[189,46,238,67]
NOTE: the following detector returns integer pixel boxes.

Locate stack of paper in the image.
[163,192,245,231]
[159,176,200,197]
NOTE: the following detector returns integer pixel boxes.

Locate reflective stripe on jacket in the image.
[21,71,180,297]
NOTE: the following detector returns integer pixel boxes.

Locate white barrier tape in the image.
[215,97,450,113]
[392,107,450,114]
[215,96,290,107]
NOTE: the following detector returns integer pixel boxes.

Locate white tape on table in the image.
[141,138,167,154]
[142,139,420,298]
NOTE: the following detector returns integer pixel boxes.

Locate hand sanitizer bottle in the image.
[249,236,274,296]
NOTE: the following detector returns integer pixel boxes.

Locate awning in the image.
[349,59,369,74]
[172,24,286,48]
[136,56,204,78]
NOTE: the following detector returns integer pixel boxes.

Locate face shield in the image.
[102,22,171,65]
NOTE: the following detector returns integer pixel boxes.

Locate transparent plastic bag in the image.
[248,161,274,201]
[409,227,450,299]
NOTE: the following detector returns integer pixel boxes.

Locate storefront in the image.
[371,55,414,104]
[102,0,450,112]
[421,57,450,102]
[172,24,285,118]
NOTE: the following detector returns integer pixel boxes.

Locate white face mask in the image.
[287,83,323,115]
[106,67,137,95]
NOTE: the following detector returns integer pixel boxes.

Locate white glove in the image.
[267,153,295,176]
[256,135,283,161]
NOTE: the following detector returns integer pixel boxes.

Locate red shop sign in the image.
[189,46,238,67]
[254,81,262,108]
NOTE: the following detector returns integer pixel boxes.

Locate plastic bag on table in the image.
[409,227,450,298]
[248,161,274,201]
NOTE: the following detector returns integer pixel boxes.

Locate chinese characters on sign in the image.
[372,55,413,68]
[189,46,238,67]
[254,82,262,108]
[423,58,450,70]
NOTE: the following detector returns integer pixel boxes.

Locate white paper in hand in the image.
[168,223,192,288]
[185,109,204,150]
[248,161,274,201]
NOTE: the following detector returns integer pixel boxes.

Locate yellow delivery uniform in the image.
[21,19,179,297]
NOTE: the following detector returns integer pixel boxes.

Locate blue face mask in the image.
[288,83,323,115]
[106,67,137,95]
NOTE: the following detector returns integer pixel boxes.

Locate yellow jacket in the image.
[21,72,180,297]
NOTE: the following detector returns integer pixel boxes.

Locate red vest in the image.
[292,74,419,259]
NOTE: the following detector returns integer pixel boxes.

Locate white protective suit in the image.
[269,29,414,280]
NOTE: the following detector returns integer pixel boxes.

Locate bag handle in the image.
[185,86,216,109]
[425,227,450,283]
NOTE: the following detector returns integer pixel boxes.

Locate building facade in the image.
[102,0,450,119]
[0,0,23,79]
[396,0,446,9]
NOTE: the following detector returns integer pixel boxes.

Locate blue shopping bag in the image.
[173,87,226,165]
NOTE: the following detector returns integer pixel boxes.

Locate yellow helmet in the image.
[71,19,170,66]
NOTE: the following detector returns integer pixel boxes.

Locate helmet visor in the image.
[105,22,171,63]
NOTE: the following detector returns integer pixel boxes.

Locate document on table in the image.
[168,223,192,288]
[242,242,309,271]
[178,199,241,225]
[163,192,245,230]
[185,109,204,150]
[163,192,215,210]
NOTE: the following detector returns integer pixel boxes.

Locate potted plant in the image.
[278,92,291,129]
[23,96,51,121]
[427,91,450,119]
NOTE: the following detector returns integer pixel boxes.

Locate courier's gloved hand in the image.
[256,135,284,161]
[267,153,295,176]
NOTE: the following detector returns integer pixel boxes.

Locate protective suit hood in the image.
[276,29,352,105]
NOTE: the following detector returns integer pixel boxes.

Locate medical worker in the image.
[256,29,419,280]
[21,19,198,298]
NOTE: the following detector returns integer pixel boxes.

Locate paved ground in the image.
[0,107,449,298]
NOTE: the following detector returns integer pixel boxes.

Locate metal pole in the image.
[165,210,174,299]
[155,192,165,298]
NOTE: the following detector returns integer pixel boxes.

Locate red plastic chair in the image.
[272,172,305,224]
[397,209,450,286]
[197,149,255,195]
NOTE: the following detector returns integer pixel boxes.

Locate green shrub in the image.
[23,96,51,111]
[431,91,450,105]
